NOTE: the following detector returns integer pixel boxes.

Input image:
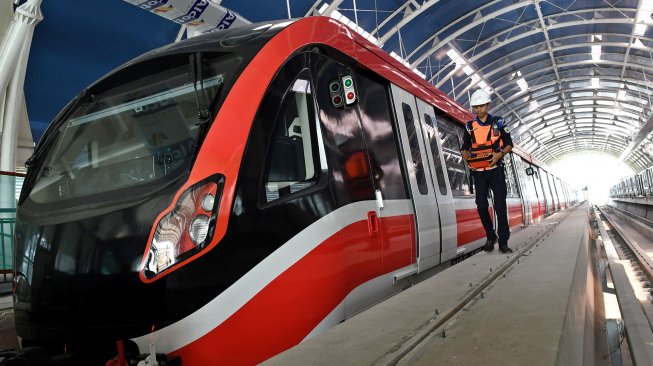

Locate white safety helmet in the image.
[470,89,491,106]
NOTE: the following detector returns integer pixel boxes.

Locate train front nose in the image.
[13,201,165,348]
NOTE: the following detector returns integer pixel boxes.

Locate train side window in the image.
[503,155,520,198]
[401,103,428,195]
[435,114,472,196]
[262,71,320,203]
[423,114,448,195]
[354,68,407,200]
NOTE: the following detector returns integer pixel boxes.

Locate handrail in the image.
[0,171,25,177]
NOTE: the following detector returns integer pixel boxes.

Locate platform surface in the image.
[265,203,605,366]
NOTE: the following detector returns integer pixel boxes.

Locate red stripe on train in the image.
[508,204,523,227]
[455,207,488,245]
[171,214,414,365]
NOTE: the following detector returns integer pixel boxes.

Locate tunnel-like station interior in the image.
[1,1,653,365]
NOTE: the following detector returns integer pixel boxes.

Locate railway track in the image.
[595,205,653,365]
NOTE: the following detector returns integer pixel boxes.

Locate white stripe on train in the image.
[131,199,413,353]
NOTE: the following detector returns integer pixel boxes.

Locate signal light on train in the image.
[329,79,344,108]
[142,175,225,280]
[341,75,357,105]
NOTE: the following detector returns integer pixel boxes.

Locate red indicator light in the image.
[333,96,342,104]
[347,92,355,100]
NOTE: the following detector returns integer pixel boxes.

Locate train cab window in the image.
[435,114,472,196]
[424,114,448,196]
[401,103,428,195]
[262,71,321,203]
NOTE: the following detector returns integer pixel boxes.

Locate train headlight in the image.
[201,193,215,212]
[142,175,225,280]
[189,215,210,245]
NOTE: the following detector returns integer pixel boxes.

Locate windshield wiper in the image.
[189,53,211,125]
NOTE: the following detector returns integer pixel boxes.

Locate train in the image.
[12,16,578,365]
[610,167,653,198]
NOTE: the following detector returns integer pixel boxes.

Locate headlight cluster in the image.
[142,175,224,280]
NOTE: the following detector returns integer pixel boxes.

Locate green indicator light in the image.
[344,79,352,87]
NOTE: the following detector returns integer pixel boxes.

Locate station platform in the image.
[265,202,607,366]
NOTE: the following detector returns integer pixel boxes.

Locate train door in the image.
[502,154,522,228]
[547,172,559,211]
[557,178,567,208]
[511,156,531,225]
[390,84,441,271]
[415,99,457,263]
[537,167,552,215]
[528,164,543,221]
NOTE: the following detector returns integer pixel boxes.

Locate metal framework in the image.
[108,0,653,173]
[316,0,653,171]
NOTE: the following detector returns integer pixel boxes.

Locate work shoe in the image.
[483,238,497,252]
[499,246,513,254]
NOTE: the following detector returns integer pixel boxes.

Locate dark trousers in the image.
[472,167,510,246]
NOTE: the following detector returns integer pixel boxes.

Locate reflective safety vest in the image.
[465,116,504,170]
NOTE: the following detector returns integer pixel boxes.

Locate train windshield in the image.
[27,55,236,205]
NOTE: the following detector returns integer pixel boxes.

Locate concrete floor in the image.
[266,203,609,366]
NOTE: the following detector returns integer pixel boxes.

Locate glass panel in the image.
[436,113,471,196]
[503,156,520,198]
[424,114,448,195]
[0,172,21,277]
[356,70,407,200]
[28,55,237,204]
[263,72,319,203]
[401,103,428,195]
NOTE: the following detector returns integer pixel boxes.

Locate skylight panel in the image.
[618,90,627,101]
[571,100,594,106]
[591,77,600,88]
[543,110,564,120]
[517,78,529,92]
[571,92,594,98]
[635,0,653,35]
[446,49,464,65]
[529,100,540,111]
[463,65,474,76]
[573,107,594,113]
[541,104,561,114]
[591,45,601,61]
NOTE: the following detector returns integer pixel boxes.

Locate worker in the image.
[461,89,514,253]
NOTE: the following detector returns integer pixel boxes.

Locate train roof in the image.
[78,16,551,171]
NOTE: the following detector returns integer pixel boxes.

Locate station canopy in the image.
[21,0,653,172]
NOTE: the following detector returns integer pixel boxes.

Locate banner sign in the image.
[124,0,250,35]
